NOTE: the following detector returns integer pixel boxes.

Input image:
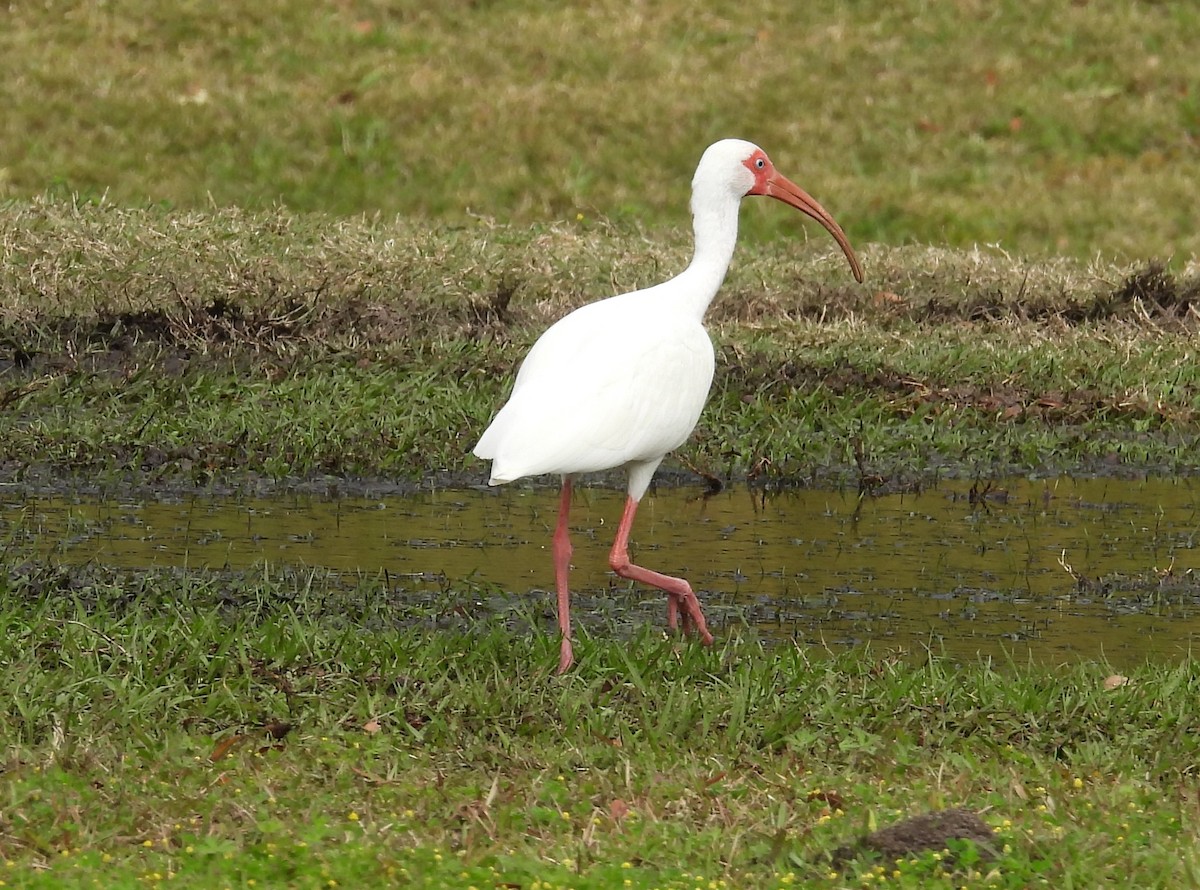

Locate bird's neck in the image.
[665,195,741,320]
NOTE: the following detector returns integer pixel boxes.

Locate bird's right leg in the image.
[609,495,714,645]
[553,476,574,674]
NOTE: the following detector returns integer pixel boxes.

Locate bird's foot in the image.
[556,637,574,675]
[666,592,713,645]
[680,592,713,646]
[680,607,697,637]
[666,595,680,632]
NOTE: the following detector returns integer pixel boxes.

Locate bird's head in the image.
[693,138,864,283]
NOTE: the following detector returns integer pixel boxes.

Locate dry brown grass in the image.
[4,201,1198,351]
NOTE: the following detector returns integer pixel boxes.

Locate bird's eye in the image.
[755,157,765,169]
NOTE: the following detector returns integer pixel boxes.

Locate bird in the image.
[474,138,864,673]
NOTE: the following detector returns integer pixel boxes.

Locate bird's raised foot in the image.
[665,591,714,645]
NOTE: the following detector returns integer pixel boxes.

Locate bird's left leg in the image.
[608,495,714,644]
[552,477,575,674]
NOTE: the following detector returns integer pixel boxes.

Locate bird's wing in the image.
[474,295,715,482]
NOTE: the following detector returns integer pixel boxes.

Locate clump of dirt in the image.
[831,807,997,867]
[914,263,1200,325]
[1109,262,1200,314]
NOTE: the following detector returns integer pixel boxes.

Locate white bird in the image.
[474,138,863,673]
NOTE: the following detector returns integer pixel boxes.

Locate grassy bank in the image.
[2,563,1200,888]
[1,202,1199,490]
[3,2,1199,261]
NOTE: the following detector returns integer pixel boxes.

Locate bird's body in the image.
[474,139,863,673]
[474,283,715,495]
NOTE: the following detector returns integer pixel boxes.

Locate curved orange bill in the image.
[765,174,864,283]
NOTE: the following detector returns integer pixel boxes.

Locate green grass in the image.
[3,4,1200,885]
[2,562,1200,888]
[2,1,1199,261]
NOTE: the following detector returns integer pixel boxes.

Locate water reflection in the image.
[2,476,1198,665]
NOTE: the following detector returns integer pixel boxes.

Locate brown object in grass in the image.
[831,807,997,867]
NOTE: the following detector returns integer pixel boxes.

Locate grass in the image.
[0,202,1198,487]
[3,562,1200,888]
[1,2,1198,261]
[2,3,1200,886]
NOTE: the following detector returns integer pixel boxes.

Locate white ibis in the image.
[474,138,863,673]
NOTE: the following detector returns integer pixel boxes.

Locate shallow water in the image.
[3,475,1199,666]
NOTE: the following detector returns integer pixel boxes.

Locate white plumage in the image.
[474,138,863,673]
[474,287,715,496]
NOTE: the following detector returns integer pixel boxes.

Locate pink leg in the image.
[552,478,575,674]
[608,496,714,645]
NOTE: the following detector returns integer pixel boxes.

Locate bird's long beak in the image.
[765,174,864,283]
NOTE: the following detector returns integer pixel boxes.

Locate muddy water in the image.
[2,476,1198,665]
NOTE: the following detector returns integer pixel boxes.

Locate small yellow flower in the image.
[1073,777,1084,789]
[143,840,154,848]
[348,811,360,822]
